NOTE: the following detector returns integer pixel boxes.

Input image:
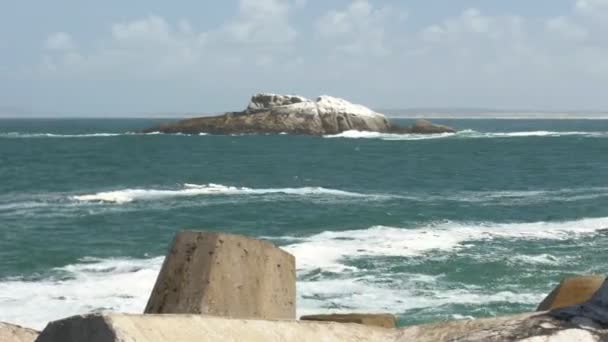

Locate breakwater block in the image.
[0,322,39,342]
[300,313,397,328]
[35,312,608,342]
[35,314,396,342]
[144,231,296,320]
[537,275,606,311]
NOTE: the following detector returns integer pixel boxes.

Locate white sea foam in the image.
[2,217,603,329]
[0,131,196,138]
[0,256,545,330]
[297,277,545,318]
[0,257,163,329]
[509,253,562,266]
[406,187,608,205]
[0,132,123,138]
[283,217,608,273]
[324,130,456,140]
[324,129,608,140]
[71,183,371,204]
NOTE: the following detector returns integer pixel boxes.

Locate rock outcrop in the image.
[144,94,390,135]
[388,119,456,134]
[143,94,455,135]
[145,231,296,320]
[0,322,38,342]
[300,313,397,328]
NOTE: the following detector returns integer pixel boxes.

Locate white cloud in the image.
[44,32,75,50]
[575,0,608,13]
[222,0,298,44]
[421,8,525,44]
[32,1,608,111]
[39,1,302,80]
[545,16,588,41]
[316,0,405,57]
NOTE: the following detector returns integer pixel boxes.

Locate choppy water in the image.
[1,118,608,329]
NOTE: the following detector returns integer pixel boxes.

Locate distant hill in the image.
[378,108,608,119]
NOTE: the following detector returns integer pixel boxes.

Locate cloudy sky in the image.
[2,0,608,116]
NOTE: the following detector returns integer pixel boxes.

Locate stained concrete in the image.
[300,313,397,328]
[538,275,606,311]
[0,322,39,342]
[144,231,296,320]
[35,314,396,342]
[35,313,608,342]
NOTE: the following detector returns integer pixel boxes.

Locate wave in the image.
[401,187,608,205]
[0,257,162,329]
[71,183,373,204]
[0,131,194,139]
[0,132,125,138]
[2,216,604,328]
[283,217,608,273]
[324,129,608,140]
[1,256,537,329]
[324,131,456,140]
[296,277,546,318]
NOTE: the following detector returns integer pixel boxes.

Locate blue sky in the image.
[1,0,607,116]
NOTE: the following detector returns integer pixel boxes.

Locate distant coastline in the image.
[2,111,608,120]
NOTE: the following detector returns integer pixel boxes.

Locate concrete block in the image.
[35,314,396,342]
[34,312,608,342]
[0,322,39,342]
[300,313,397,328]
[537,275,605,311]
[144,231,296,320]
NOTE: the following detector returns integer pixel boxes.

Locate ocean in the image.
[1,118,608,329]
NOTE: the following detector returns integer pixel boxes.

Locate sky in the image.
[1,0,608,116]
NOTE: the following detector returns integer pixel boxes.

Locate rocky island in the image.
[143,94,456,135]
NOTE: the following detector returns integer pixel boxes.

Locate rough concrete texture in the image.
[35,312,608,342]
[0,322,39,342]
[144,231,296,320]
[551,278,608,327]
[300,313,397,328]
[34,314,396,342]
[396,312,608,341]
[538,275,606,311]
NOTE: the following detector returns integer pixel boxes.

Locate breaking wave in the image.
[324,129,608,140]
[0,132,124,138]
[283,217,608,273]
[71,183,373,204]
[3,216,596,329]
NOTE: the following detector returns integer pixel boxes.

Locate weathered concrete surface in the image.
[538,275,605,311]
[300,313,397,328]
[145,231,296,320]
[35,313,608,342]
[396,312,608,341]
[551,278,608,327]
[35,314,396,342]
[0,322,39,342]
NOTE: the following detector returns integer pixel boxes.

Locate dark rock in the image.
[388,119,456,134]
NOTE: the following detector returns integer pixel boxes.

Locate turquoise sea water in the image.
[1,118,608,329]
